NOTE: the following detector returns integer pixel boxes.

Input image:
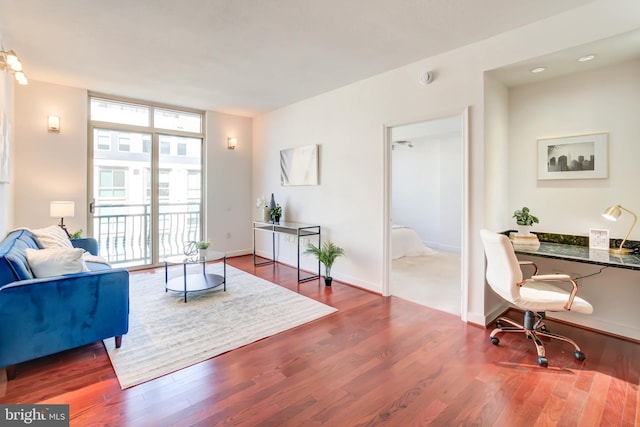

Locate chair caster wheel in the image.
[537,356,548,367]
[574,350,586,361]
[496,321,504,328]
[490,337,500,345]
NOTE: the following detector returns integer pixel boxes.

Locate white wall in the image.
[14,80,88,232]
[508,59,640,239]
[0,59,14,237]
[253,0,640,326]
[205,111,253,255]
[392,140,441,243]
[391,132,462,252]
[506,59,640,339]
[12,81,253,257]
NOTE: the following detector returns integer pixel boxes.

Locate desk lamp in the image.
[50,201,75,238]
[602,204,637,254]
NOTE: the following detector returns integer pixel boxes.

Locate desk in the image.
[514,241,640,271]
[253,221,321,282]
[510,233,640,341]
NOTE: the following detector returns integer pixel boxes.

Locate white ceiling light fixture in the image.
[578,54,596,62]
[530,67,546,73]
[0,49,28,85]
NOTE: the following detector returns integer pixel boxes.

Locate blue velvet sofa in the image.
[0,229,129,380]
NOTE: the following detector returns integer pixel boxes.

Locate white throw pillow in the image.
[31,225,74,249]
[26,247,89,278]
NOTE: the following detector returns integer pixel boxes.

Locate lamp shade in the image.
[50,201,75,218]
[602,205,622,221]
[48,115,60,132]
[601,204,637,254]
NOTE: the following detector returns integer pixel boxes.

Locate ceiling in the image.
[487,28,640,87]
[0,0,614,117]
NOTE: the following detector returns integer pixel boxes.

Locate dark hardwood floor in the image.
[1,255,638,426]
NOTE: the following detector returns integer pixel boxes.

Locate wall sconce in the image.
[227,137,237,150]
[0,49,28,85]
[50,201,75,237]
[602,204,637,254]
[48,115,60,133]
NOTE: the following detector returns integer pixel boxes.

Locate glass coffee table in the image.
[163,251,226,302]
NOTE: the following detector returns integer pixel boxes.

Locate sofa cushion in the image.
[25,247,89,278]
[31,226,73,249]
[0,230,40,286]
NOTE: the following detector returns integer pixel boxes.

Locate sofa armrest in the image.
[71,237,98,256]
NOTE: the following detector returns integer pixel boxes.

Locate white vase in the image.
[517,225,533,236]
[199,249,207,259]
[262,206,270,222]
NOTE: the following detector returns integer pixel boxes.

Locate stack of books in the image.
[509,232,540,249]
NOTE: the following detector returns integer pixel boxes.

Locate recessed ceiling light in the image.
[578,55,596,62]
[530,67,546,73]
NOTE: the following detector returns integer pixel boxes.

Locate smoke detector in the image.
[419,71,434,85]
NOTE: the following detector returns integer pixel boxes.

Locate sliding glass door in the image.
[157,134,202,259]
[89,96,204,268]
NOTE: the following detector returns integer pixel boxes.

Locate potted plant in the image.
[270,204,282,223]
[304,241,345,286]
[513,206,539,236]
[195,240,211,258]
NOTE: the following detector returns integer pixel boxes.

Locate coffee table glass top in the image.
[163,250,226,265]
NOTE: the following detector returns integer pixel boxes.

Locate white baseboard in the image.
[226,248,253,258]
[466,302,508,328]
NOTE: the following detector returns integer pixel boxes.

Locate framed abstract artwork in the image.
[280,144,319,186]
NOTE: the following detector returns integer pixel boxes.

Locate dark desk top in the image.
[514,241,640,271]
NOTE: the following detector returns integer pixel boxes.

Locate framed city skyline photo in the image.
[537,133,608,180]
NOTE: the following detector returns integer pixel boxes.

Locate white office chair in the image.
[479,229,593,367]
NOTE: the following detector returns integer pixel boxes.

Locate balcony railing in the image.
[93,202,201,266]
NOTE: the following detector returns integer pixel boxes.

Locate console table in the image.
[253,220,321,282]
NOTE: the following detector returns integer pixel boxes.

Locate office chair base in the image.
[489,311,586,367]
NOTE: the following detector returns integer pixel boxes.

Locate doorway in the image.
[383,109,469,319]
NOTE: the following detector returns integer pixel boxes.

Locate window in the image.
[90,98,150,127]
[90,94,204,267]
[118,136,131,152]
[187,170,201,200]
[99,169,126,199]
[160,141,170,155]
[159,169,170,199]
[97,134,111,151]
[154,108,202,133]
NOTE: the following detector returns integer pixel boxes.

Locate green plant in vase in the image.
[512,206,539,236]
[270,205,282,223]
[194,240,210,259]
[304,241,345,286]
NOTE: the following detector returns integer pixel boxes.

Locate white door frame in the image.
[382,107,470,322]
